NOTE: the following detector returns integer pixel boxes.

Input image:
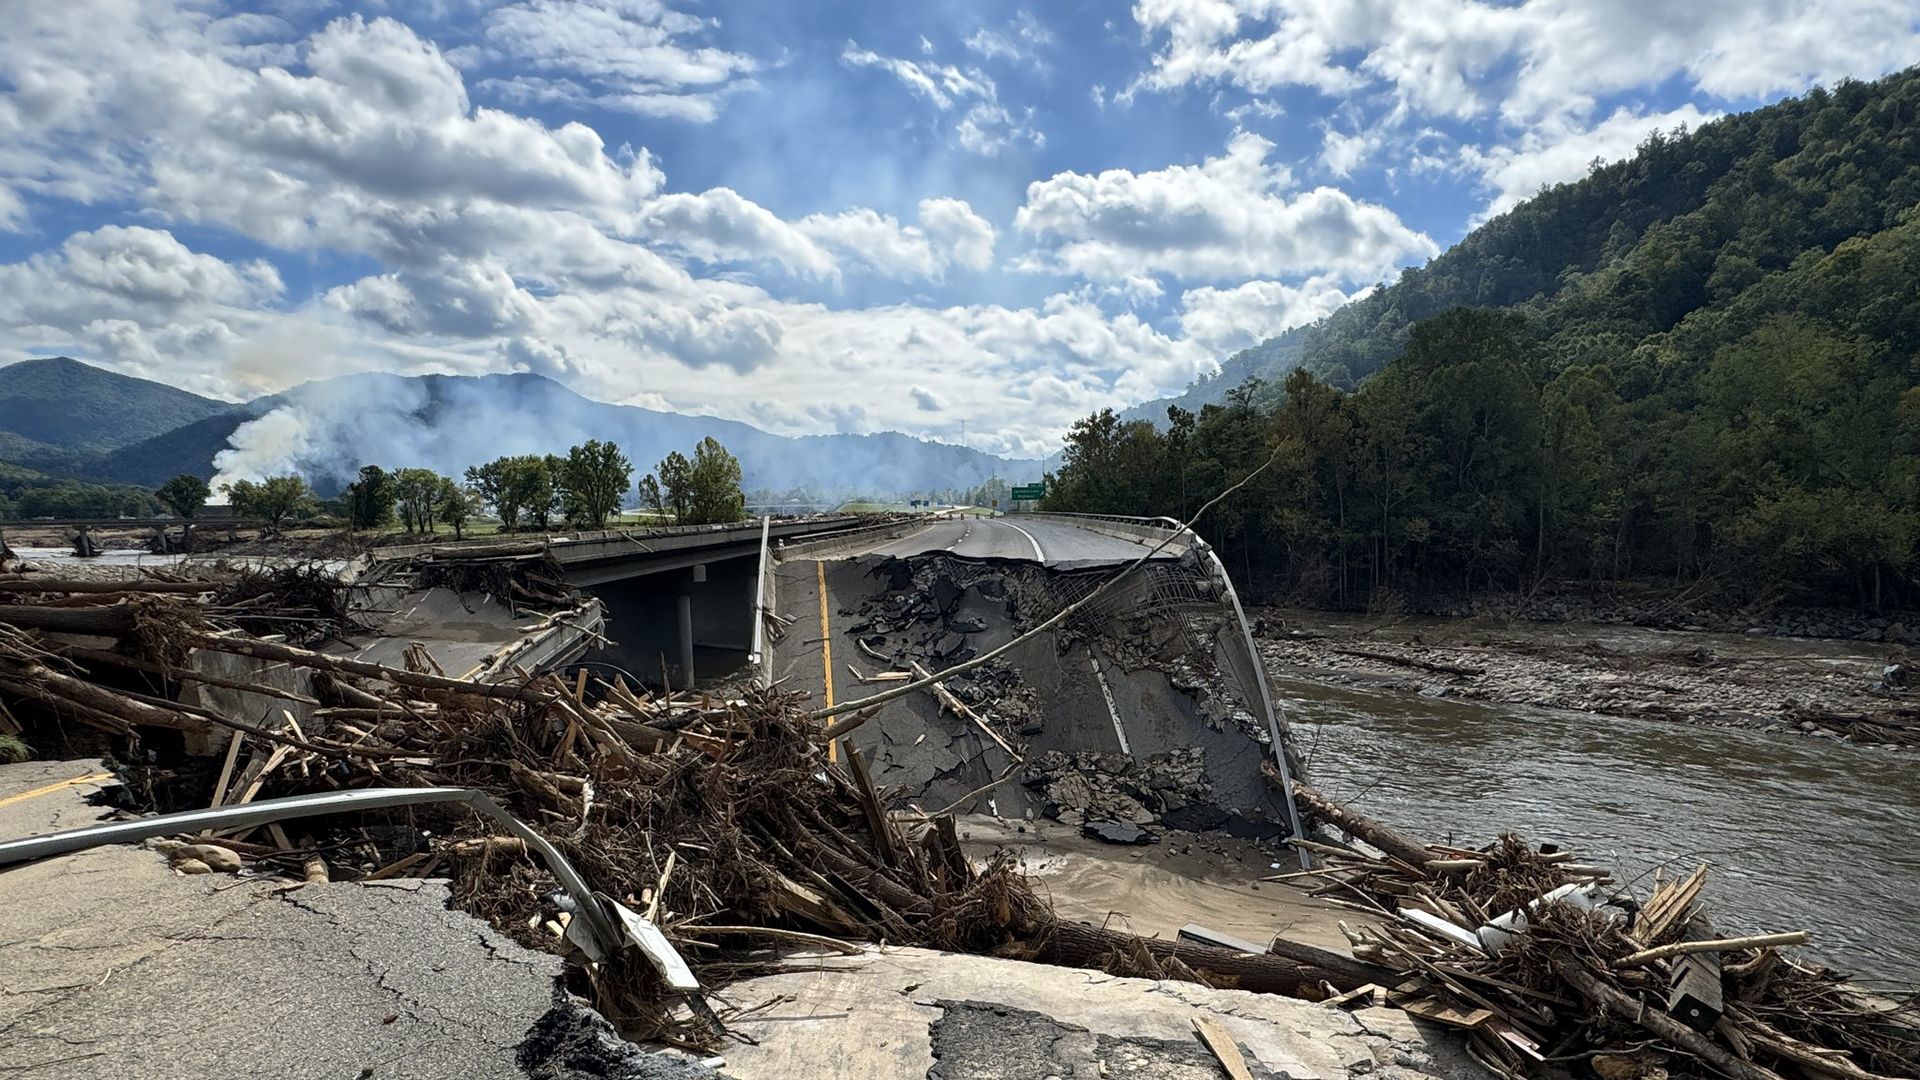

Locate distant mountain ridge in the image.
[0,356,235,451]
[0,359,1034,497]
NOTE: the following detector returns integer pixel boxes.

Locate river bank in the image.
[1255,608,1919,749]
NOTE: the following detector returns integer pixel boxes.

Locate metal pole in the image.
[749,514,771,688]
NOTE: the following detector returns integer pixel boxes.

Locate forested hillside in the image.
[1062,69,1920,611]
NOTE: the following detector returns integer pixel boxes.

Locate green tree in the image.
[224,475,313,534]
[344,465,396,531]
[156,474,210,520]
[686,438,746,525]
[561,439,633,529]
[436,479,479,540]
[637,474,667,519]
[655,451,693,522]
[392,468,447,534]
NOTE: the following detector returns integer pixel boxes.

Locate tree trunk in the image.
[1022,918,1383,997]
[1268,768,1434,871]
[0,603,143,636]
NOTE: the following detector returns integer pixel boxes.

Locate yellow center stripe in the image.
[816,559,836,762]
[0,771,115,810]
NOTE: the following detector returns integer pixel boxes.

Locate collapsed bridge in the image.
[767,511,1307,848]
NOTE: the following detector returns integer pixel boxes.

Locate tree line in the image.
[1044,306,1920,613]
[145,437,749,536]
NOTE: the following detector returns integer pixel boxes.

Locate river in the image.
[1270,616,1920,986]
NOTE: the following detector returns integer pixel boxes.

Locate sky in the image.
[1,1,1916,459]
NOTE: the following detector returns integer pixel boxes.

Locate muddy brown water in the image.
[1272,614,1920,986]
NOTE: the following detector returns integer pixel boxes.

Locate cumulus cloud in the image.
[1015,132,1437,284]
[1126,0,1920,126]
[476,0,757,122]
[1460,103,1722,218]
[1177,277,1362,355]
[840,40,1044,155]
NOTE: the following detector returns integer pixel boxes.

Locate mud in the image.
[1256,609,1920,749]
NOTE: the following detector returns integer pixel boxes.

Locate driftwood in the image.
[1330,646,1485,678]
[0,577,220,595]
[1026,919,1380,995]
[0,603,143,637]
[1275,770,1435,871]
[1553,954,1790,1080]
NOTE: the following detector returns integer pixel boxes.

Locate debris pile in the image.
[0,561,1372,1050]
[1278,776,1920,1080]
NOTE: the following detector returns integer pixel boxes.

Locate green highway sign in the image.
[1010,483,1046,500]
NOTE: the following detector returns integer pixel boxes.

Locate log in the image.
[1026,918,1379,996]
[1330,647,1484,678]
[1552,953,1789,1080]
[1266,935,1394,990]
[0,656,203,732]
[1274,771,1434,872]
[52,644,320,705]
[184,632,559,706]
[0,603,141,637]
[1618,931,1810,969]
[0,578,221,595]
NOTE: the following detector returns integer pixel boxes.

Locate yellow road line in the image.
[816,559,837,762]
[0,772,115,810]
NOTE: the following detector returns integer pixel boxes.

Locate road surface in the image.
[858,514,1171,565]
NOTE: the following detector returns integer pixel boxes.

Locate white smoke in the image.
[206,371,1042,499]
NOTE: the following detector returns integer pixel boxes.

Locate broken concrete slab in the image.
[716,945,1483,1080]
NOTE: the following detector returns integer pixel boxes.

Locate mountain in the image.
[0,356,234,453]
[1066,68,1920,609]
[1128,67,1920,422]
[0,361,1034,497]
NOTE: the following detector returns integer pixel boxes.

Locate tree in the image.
[686,437,746,525]
[156,474,210,520]
[224,475,313,534]
[465,459,511,528]
[344,465,396,531]
[656,451,693,522]
[637,474,667,519]
[561,439,633,529]
[437,479,480,540]
[392,468,448,534]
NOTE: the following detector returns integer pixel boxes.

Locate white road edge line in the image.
[1088,653,1130,754]
[999,519,1046,562]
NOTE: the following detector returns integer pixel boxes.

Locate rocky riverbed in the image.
[1255,608,1920,749]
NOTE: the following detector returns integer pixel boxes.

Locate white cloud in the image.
[840,41,1043,155]
[1319,126,1382,178]
[1126,0,1920,127]
[965,11,1056,65]
[1461,103,1720,218]
[478,0,757,122]
[1015,132,1437,284]
[1177,276,1361,355]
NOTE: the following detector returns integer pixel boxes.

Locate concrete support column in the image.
[677,563,707,690]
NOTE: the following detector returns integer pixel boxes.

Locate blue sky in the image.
[2,0,1916,458]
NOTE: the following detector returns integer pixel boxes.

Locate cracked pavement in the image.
[0,760,565,1080]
